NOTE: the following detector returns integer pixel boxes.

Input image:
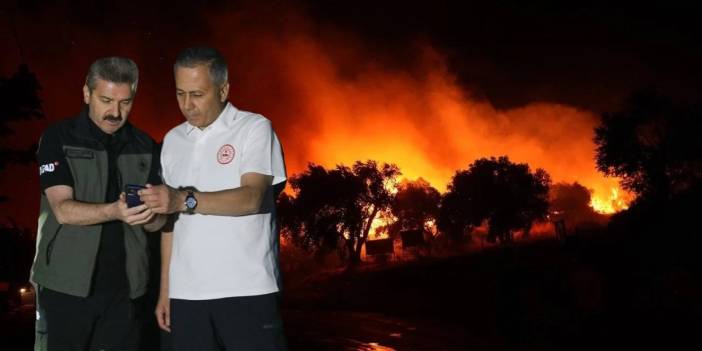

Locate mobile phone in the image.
[125,184,146,208]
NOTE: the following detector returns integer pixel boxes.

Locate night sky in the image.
[1,1,700,230]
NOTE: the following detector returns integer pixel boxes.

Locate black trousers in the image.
[170,293,288,351]
[38,287,140,351]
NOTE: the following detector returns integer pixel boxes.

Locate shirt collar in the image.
[185,102,237,136]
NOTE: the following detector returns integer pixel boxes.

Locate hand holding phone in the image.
[125,184,146,208]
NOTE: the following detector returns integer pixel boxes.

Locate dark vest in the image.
[31,112,156,298]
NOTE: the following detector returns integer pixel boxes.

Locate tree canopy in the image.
[595,90,702,203]
[439,156,551,243]
[390,178,441,235]
[0,64,44,172]
[279,160,401,264]
[549,182,608,229]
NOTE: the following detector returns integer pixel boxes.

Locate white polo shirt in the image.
[161,103,286,300]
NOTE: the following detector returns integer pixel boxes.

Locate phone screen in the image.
[125,184,146,208]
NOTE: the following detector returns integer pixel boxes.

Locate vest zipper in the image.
[45,224,62,265]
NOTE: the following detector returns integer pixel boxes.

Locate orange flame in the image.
[150,10,621,217]
[0,5,635,235]
[212,12,633,214]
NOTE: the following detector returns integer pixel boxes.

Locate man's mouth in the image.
[104,115,122,124]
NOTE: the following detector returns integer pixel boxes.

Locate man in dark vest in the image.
[30,56,166,350]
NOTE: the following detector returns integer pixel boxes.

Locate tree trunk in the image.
[348,206,380,266]
[347,237,361,265]
[358,206,379,247]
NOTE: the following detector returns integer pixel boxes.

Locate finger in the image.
[129,208,153,225]
[131,218,148,226]
[117,199,129,211]
[157,307,171,332]
[139,187,159,195]
[138,183,153,195]
[156,309,167,331]
[134,212,155,225]
[150,208,167,215]
[141,200,163,213]
[143,191,167,202]
[127,204,148,215]
[140,194,161,204]
[142,204,163,215]
[125,211,145,222]
[147,204,168,215]
[117,194,128,205]
[165,306,171,332]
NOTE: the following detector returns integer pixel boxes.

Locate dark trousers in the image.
[37,287,140,351]
[170,292,288,351]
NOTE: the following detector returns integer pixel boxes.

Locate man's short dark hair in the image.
[174,46,228,86]
[86,57,139,93]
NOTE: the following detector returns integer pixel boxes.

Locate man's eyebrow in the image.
[98,95,132,102]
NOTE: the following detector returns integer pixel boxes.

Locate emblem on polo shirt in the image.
[217,144,235,164]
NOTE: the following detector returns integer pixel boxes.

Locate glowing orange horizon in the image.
[210,15,633,215]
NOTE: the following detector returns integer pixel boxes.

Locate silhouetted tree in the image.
[439,157,551,244]
[0,65,43,286]
[0,64,44,173]
[595,90,702,203]
[549,182,608,230]
[0,219,34,283]
[390,178,440,236]
[278,165,358,256]
[279,161,401,264]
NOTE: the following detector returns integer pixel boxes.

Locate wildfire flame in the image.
[590,187,630,214]
[0,3,632,234]
[207,17,633,215]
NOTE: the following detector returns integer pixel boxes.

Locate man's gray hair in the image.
[85,57,139,93]
[174,46,228,86]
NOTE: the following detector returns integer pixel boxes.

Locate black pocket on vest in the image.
[65,149,94,159]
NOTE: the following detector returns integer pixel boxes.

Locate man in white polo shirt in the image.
[139,46,287,350]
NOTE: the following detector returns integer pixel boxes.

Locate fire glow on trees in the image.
[199,7,636,214]
[221,30,634,214]
[0,5,634,235]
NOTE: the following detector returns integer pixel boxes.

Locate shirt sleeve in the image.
[37,127,74,192]
[240,118,287,186]
[147,142,163,186]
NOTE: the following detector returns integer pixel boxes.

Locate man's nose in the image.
[184,95,195,110]
[108,101,122,118]
[115,101,123,117]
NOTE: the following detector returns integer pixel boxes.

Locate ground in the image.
[2,231,700,350]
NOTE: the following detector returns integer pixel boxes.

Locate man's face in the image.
[175,65,229,129]
[82,79,134,134]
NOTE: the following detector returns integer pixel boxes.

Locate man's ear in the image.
[220,82,230,103]
[82,84,91,104]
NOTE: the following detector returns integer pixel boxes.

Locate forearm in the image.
[142,175,272,216]
[160,232,173,297]
[53,199,116,225]
[193,186,265,216]
[143,213,167,232]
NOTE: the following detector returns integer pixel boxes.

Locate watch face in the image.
[185,196,197,209]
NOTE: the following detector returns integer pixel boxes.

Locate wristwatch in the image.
[184,190,198,214]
